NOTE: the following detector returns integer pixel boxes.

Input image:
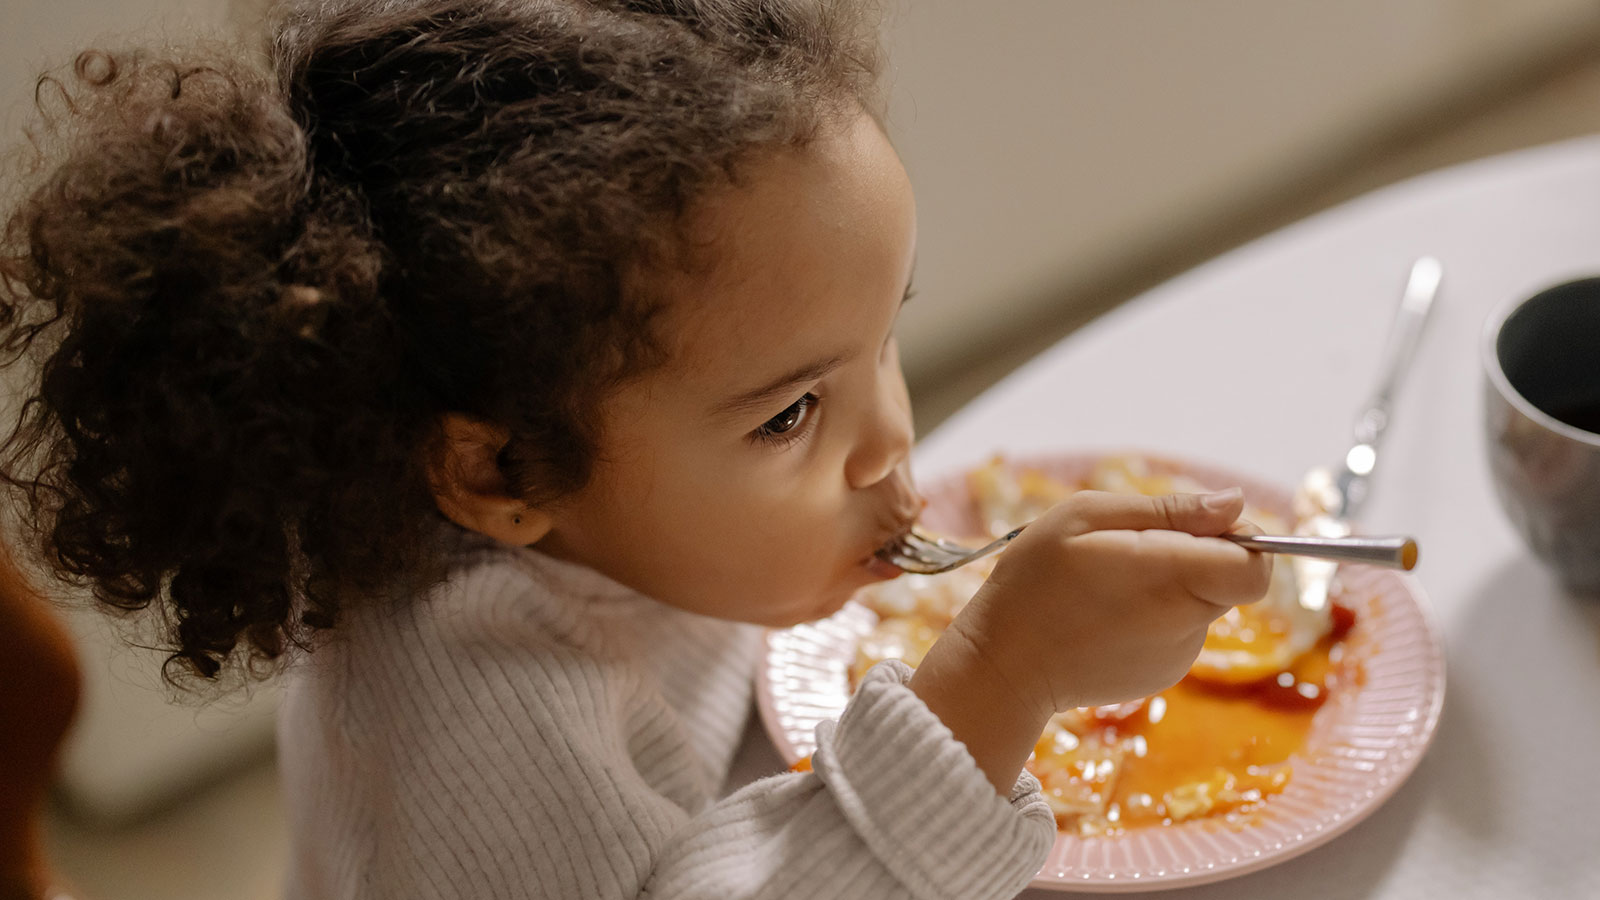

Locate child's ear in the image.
[427,413,554,546]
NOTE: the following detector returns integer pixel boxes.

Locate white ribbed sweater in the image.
[277,531,1054,899]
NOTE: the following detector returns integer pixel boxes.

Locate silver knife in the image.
[1293,257,1441,610]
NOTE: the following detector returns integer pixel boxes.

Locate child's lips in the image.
[862,553,904,580]
[860,519,917,579]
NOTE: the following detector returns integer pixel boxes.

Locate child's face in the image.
[538,111,921,626]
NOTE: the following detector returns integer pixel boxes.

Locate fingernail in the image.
[1201,487,1243,511]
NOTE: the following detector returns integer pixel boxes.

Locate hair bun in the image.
[1,46,411,683]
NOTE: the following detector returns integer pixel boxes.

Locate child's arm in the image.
[300,565,1054,900]
[646,660,1055,899]
[910,489,1270,794]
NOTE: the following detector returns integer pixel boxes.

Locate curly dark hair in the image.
[0,0,883,682]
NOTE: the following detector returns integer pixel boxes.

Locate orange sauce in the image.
[1028,605,1359,834]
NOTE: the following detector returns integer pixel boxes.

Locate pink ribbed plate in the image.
[756,452,1446,892]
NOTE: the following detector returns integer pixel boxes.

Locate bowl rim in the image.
[1481,280,1600,450]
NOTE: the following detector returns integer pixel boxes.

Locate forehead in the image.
[645,112,916,386]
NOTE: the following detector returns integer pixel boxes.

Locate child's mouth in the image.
[863,553,904,580]
[863,525,916,580]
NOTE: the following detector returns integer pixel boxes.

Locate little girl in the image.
[0,1,1270,897]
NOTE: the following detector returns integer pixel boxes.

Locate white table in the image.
[912,136,1600,898]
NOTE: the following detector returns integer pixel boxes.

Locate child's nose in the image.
[845,380,914,491]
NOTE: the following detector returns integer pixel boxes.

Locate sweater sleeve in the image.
[644,659,1056,900]
[352,624,1053,900]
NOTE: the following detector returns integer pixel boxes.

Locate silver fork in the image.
[876,525,1418,576]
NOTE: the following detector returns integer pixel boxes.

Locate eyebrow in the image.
[713,353,851,421]
[712,261,917,422]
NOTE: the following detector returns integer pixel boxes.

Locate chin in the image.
[798,586,863,625]
[746,566,880,628]
[747,590,848,629]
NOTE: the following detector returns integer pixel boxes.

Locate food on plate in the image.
[851,455,1363,836]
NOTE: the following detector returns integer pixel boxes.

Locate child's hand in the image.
[960,487,1269,712]
[907,488,1271,794]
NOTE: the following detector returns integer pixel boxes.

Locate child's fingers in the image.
[1189,532,1274,608]
[1217,519,1274,604]
[1227,518,1265,538]
[1118,528,1273,609]
[1049,488,1246,539]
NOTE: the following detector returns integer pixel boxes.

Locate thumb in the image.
[1176,486,1247,536]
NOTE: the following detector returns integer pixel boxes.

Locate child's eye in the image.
[752,393,819,446]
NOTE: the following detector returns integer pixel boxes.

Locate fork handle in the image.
[1222,532,1417,570]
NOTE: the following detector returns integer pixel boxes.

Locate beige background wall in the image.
[10,1,1600,389]
[881,0,1600,388]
